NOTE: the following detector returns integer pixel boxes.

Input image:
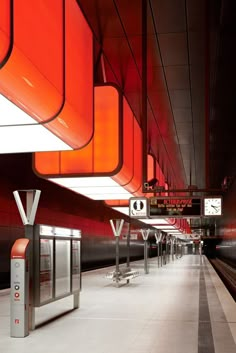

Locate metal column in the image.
[141,229,150,274]
[154,231,162,267]
[110,219,124,286]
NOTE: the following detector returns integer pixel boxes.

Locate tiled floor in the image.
[0,255,236,353]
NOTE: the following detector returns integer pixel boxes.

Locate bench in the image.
[106,267,139,286]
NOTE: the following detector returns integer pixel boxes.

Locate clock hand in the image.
[211,205,219,210]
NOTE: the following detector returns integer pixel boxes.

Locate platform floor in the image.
[1,255,236,353]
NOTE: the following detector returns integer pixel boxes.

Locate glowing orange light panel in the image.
[0,0,93,152]
[104,153,156,214]
[0,0,11,66]
[155,159,165,188]
[34,85,143,200]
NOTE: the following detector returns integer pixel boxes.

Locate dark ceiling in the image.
[77,0,236,193]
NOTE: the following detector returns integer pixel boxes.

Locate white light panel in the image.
[0,94,72,153]
[153,225,178,230]
[49,177,134,200]
[112,207,129,216]
[139,218,172,225]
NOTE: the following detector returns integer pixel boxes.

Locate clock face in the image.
[203,197,222,216]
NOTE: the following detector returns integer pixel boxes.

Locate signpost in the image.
[140,229,150,274]
[108,219,139,286]
[154,231,162,267]
[110,219,124,284]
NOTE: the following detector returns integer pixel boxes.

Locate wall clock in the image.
[203,197,222,216]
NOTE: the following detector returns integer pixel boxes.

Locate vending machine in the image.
[10,238,30,338]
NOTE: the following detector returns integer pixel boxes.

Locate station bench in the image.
[106,267,139,286]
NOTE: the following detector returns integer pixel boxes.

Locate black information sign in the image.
[149,197,202,217]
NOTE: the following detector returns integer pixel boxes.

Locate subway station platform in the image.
[1,255,236,353]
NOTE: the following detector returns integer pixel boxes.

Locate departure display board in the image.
[149,197,202,217]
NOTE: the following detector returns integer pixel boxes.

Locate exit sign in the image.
[149,197,202,217]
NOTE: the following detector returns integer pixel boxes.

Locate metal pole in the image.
[127,223,130,269]
[154,232,161,267]
[25,225,35,331]
[160,240,163,266]
[141,0,148,191]
[109,219,124,286]
[162,234,166,265]
[144,240,148,274]
[141,229,150,274]
[171,238,174,261]
[115,235,120,282]
[73,293,79,309]
[166,236,169,263]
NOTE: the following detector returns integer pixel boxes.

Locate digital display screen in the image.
[149,197,202,217]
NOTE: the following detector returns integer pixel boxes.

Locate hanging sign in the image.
[149,197,202,217]
[129,197,148,218]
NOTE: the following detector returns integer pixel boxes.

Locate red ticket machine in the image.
[10,238,30,337]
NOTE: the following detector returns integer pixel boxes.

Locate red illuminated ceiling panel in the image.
[156,159,165,187]
[0,1,63,121]
[0,0,93,152]
[0,0,11,66]
[34,85,143,200]
[105,200,129,207]
[54,0,93,148]
[147,154,155,181]
[104,153,161,213]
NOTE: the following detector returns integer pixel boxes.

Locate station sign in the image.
[129,197,148,218]
[149,197,202,217]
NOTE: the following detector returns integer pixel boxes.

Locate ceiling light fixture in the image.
[0,0,93,153]
[34,85,143,200]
